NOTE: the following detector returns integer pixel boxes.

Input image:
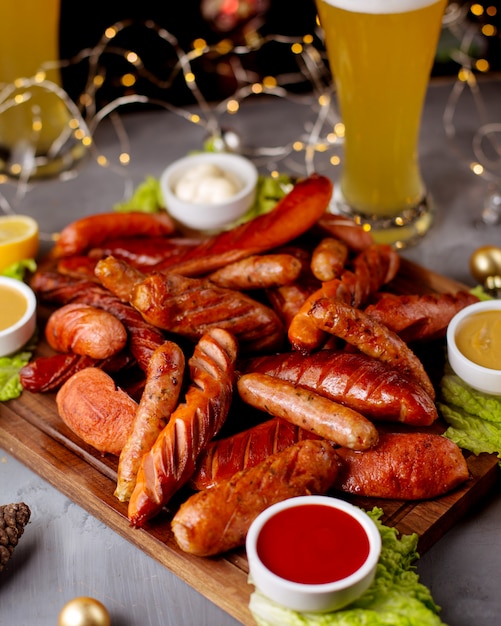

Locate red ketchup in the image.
[256,503,370,585]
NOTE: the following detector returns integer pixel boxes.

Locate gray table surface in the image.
[1,76,501,626]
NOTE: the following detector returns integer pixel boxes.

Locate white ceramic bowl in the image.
[447,299,501,395]
[0,276,37,357]
[246,495,381,613]
[160,152,258,232]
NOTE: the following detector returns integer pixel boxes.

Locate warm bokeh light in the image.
[0,0,498,232]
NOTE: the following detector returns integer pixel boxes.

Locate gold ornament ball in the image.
[58,596,111,626]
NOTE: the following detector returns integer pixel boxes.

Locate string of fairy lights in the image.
[0,0,499,227]
[441,1,501,224]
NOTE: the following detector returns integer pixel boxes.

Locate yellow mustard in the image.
[455,310,501,370]
[0,284,27,331]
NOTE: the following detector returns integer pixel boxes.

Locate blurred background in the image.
[58,0,501,111]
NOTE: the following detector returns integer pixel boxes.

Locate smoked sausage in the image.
[242,350,438,426]
[172,439,340,556]
[237,372,378,450]
[158,174,333,276]
[308,297,436,400]
[190,417,320,490]
[45,303,128,360]
[334,432,470,500]
[128,328,238,526]
[50,211,175,258]
[114,340,186,502]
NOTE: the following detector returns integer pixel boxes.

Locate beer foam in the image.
[319,0,441,14]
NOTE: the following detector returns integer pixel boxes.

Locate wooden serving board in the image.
[1,257,499,626]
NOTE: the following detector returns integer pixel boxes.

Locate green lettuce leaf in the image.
[0,349,33,401]
[0,331,38,401]
[440,373,501,424]
[224,174,292,229]
[113,175,164,213]
[468,284,493,301]
[439,372,501,462]
[249,508,444,626]
[438,401,501,457]
[2,258,37,281]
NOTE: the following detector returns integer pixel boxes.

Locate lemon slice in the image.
[0,215,39,272]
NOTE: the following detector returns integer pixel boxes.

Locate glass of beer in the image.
[0,0,86,178]
[315,0,447,246]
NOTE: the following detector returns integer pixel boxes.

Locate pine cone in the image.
[0,502,31,573]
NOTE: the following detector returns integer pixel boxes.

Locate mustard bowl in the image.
[447,299,501,395]
[0,276,37,357]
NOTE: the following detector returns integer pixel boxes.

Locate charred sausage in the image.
[128,328,238,526]
[172,439,340,556]
[190,417,320,490]
[159,174,333,276]
[308,298,435,400]
[334,432,470,500]
[243,350,438,426]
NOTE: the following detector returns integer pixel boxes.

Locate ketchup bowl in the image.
[246,495,382,613]
[447,299,501,395]
[0,276,37,357]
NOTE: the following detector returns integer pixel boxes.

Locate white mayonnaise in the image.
[174,163,242,205]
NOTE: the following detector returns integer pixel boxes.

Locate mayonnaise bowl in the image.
[246,495,382,613]
[447,299,501,395]
[160,152,258,232]
[0,276,37,357]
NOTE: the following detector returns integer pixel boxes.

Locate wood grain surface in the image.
[1,257,499,626]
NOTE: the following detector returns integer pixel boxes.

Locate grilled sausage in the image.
[45,303,128,360]
[30,271,166,371]
[172,439,340,556]
[334,432,470,500]
[242,350,438,426]
[288,243,400,353]
[128,328,238,527]
[95,255,146,302]
[190,417,321,490]
[316,213,374,252]
[88,235,200,269]
[308,298,436,400]
[310,237,349,282]
[237,372,379,450]
[56,367,138,456]
[50,211,175,258]
[114,340,186,502]
[158,174,333,276]
[130,272,285,354]
[364,291,480,343]
[208,253,302,290]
